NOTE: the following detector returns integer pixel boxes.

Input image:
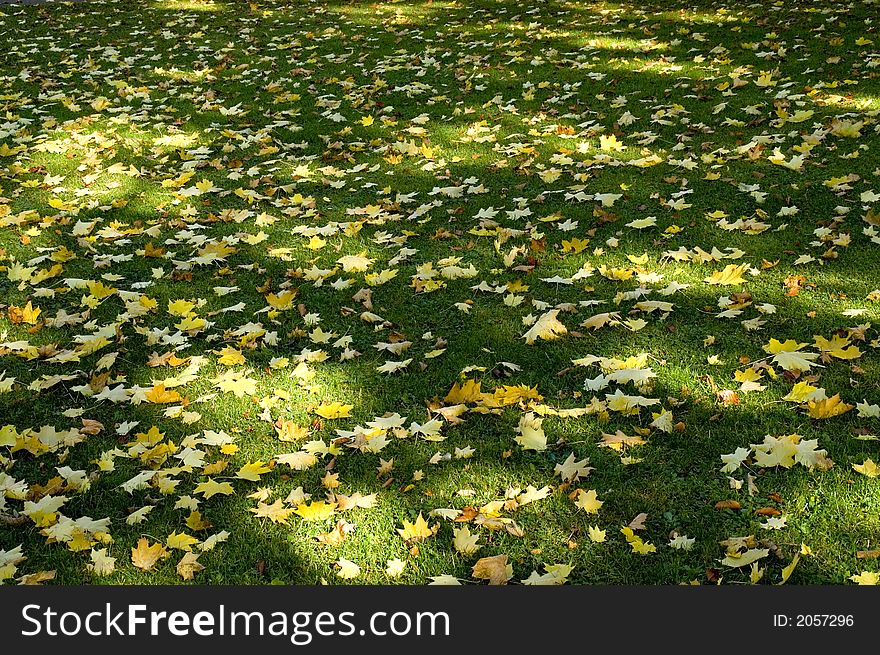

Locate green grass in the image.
[0,0,879,586]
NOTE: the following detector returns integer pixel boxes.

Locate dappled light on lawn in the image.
[0,0,879,586]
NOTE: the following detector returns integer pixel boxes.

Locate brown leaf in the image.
[147,351,173,367]
[472,554,511,585]
[80,419,104,435]
[17,570,56,585]
[202,460,228,476]
[89,372,110,393]
[26,476,65,501]
[316,519,354,547]
[144,242,166,258]
[454,506,479,523]
[352,288,372,309]
[628,513,648,531]
[714,500,742,511]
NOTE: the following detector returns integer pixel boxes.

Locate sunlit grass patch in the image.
[150,0,224,11]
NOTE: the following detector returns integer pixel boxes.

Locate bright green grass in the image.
[0,0,879,585]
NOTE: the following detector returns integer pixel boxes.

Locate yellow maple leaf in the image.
[514,412,547,451]
[235,460,271,482]
[734,368,763,383]
[86,281,116,300]
[215,346,246,366]
[773,350,819,372]
[317,519,354,547]
[294,500,337,521]
[752,434,799,468]
[581,311,621,330]
[250,499,295,524]
[167,299,196,316]
[321,471,340,490]
[276,451,318,471]
[626,216,656,229]
[749,563,765,584]
[588,525,607,542]
[194,478,235,499]
[197,241,237,260]
[30,263,64,285]
[203,460,229,476]
[337,253,374,273]
[629,538,657,555]
[48,197,74,211]
[144,383,183,404]
[522,309,568,345]
[17,570,56,585]
[133,425,164,444]
[762,338,808,354]
[166,531,200,552]
[851,571,880,585]
[705,263,749,286]
[492,384,542,406]
[806,394,854,419]
[575,489,603,514]
[88,548,116,577]
[779,553,800,585]
[599,430,647,451]
[8,301,41,325]
[782,381,822,403]
[315,402,353,419]
[305,235,327,251]
[0,425,19,448]
[0,143,25,157]
[813,335,861,360]
[722,547,770,568]
[561,237,590,254]
[755,71,776,87]
[397,512,438,542]
[185,510,211,532]
[452,526,481,555]
[445,379,482,405]
[212,370,258,397]
[265,289,298,310]
[176,314,206,332]
[599,134,625,151]
[336,558,361,579]
[364,268,398,286]
[176,552,204,581]
[386,559,406,578]
[853,459,880,478]
[131,538,169,571]
[23,494,67,527]
[274,419,310,442]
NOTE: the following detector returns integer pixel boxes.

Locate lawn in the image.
[0,0,879,586]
